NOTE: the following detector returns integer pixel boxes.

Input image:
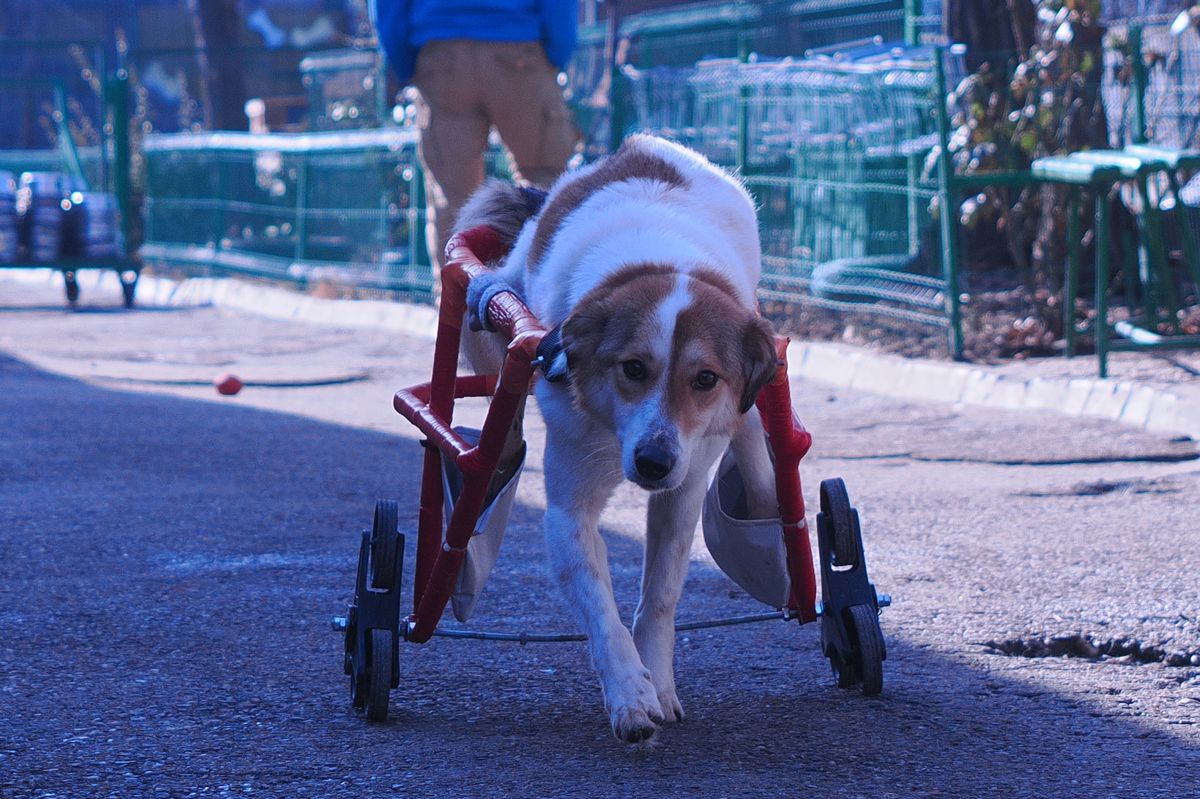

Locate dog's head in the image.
[558,264,776,491]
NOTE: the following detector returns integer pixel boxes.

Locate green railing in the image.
[0,69,135,260]
[141,128,430,298]
[140,128,516,300]
[0,78,90,185]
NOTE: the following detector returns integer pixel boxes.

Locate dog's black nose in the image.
[634,445,674,482]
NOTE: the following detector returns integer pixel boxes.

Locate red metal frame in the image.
[392,226,818,642]
[755,338,817,623]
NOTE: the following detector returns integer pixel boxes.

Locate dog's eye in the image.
[621,360,647,381]
[692,370,718,390]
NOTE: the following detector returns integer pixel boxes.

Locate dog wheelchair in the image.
[334,226,889,723]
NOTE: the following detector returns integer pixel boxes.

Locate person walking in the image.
[374,0,580,285]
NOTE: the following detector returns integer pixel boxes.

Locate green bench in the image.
[1031,146,1200,378]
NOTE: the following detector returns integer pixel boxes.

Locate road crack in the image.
[983,633,1200,667]
[1016,477,1182,497]
[825,452,1199,466]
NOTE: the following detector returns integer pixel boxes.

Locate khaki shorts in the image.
[413,39,579,271]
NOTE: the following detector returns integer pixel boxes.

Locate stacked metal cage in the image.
[622,37,953,325]
[299,49,387,131]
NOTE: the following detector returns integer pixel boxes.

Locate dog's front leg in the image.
[542,425,662,742]
[632,435,727,726]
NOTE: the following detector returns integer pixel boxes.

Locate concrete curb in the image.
[4,268,1198,440]
[1,267,440,339]
[786,340,1200,441]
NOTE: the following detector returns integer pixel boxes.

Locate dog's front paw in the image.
[606,670,664,743]
[611,704,660,743]
[657,689,685,724]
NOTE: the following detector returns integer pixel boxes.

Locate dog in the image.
[456,134,780,742]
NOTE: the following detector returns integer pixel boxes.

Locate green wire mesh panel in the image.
[1102,23,1200,151]
[621,36,951,326]
[142,129,432,298]
[0,84,77,180]
[141,128,516,300]
[753,53,950,326]
[612,1,947,326]
[620,0,906,68]
[567,22,615,161]
[624,63,702,150]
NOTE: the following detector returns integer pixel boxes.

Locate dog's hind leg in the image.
[729,406,778,519]
[459,327,508,379]
[632,435,726,725]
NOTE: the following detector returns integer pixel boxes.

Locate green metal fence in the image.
[0,39,113,191]
[139,128,517,300]
[141,128,429,297]
[0,78,93,185]
[620,37,957,327]
[0,57,136,285]
[617,0,907,69]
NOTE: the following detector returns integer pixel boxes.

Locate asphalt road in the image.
[2,280,1199,798]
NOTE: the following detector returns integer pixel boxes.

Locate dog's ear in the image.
[739,315,778,414]
[559,295,611,381]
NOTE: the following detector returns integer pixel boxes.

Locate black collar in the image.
[535,324,570,384]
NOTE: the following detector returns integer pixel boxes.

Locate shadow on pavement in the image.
[0,304,197,314]
[0,353,1194,798]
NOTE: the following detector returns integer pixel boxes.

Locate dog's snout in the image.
[634,445,675,482]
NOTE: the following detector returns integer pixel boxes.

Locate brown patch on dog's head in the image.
[669,271,777,435]
[529,141,688,268]
[559,263,677,416]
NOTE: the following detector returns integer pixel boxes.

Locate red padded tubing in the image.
[756,337,818,622]
[399,228,549,642]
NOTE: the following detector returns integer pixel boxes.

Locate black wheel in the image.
[350,626,367,711]
[64,272,80,304]
[848,604,884,696]
[820,478,858,568]
[343,606,357,677]
[832,652,860,688]
[366,628,392,723]
[371,500,399,590]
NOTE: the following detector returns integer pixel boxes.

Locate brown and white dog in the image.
[458,134,779,742]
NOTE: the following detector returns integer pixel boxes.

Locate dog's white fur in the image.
[458,135,779,742]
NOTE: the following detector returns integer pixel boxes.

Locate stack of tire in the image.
[16,172,67,262]
[0,171,17,262]
[63,189,125,259]
[13,171,124,262]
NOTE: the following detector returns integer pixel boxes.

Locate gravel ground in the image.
[1,282,1198,798]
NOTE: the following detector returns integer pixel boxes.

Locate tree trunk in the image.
[187,0,247,131]
[1028,2,1109,312]
[947,0,1033,70]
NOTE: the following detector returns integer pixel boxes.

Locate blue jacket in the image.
[374,0,577,85]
